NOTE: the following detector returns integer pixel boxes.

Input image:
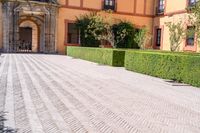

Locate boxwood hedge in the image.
[125,50,200,87]
[66,46,125,67]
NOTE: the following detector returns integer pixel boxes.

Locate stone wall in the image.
[0,1,58,53]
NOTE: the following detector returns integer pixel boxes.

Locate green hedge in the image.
[66,46,125,67]
[125,50,200,87]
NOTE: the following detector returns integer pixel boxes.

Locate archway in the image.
[19,20,39,52]
[1,1,58,53]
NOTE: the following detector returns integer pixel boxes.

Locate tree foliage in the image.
[84,13,128,48]
[112,21,139,48]
[75,12,139,48]
[134,28,151,50]
[75,13,100,47]
[76,12,151,49]
[165,21,185,52]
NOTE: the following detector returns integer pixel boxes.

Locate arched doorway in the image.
[19,20,39,52]
[2,1,58,53]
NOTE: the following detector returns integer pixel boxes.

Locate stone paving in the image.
[0,54,200,133]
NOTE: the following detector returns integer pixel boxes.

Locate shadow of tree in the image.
[0,112,17,133]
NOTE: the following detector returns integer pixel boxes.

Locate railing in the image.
[9,41,32,53]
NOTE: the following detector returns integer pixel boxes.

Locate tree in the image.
[165,21,185,52]
[134,28,151,50]
[112,21,139,48]
[85,13,128,48]
[75,13,100,47]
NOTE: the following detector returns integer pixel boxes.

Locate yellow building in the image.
[154,0,199,52]
[0,0,199,54]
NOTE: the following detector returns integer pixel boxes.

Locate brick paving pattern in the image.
[0,54,200,133]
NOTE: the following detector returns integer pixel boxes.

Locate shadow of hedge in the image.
[0,112,17,133]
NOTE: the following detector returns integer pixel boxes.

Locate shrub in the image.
[112,21,139,49]
[75,13,100,47]
[165,21,185,52]
[125,50,200,87]
[66,46,125,67]
[134,28,151,49]
[84,13,129,48]
[75,12,137,48]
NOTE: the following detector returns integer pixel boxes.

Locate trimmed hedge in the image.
[66,46,125,67]
[125,50,200,87]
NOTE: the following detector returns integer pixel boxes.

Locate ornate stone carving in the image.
[1,0,58,53]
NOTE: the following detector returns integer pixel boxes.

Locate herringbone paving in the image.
[0,54,200,133]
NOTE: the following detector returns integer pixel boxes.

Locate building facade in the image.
[0,0,58,53]
[154,0,200,52]
[0,0,199,54]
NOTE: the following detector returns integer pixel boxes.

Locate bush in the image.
[112,21,139,49]
[75,13,100,47]
[134,28,151,49]
[75,13,139,48]
[125,50,200,87]
[66,46,125,67]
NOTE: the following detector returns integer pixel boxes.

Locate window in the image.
[188,0,199,6]
[103,0,116,11]
[186,26,195,46]
[67,23,79,44]
[156,0,165,14]
[155,28,162,47]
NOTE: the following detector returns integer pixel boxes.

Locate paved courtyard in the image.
[0,54,200,133]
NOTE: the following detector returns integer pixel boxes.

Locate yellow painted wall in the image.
[83,0,102,9]
[57,0,154,54]
[154,14,188,51]
[68,0,81,7]
[154,0,200,52]
[57,10,153,54]
[2,0,198,53]
[165,0,187,13]
[145,0,154,15]
[117,0,134,13]
[135,0,145,14]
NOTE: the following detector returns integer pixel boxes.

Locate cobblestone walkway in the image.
[0,54,200,133]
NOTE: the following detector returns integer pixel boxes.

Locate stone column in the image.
[44,13,49,53]
[13,10,20,52]
[44,6,57,53]
[49,7,56,53]
[2,3,10,52]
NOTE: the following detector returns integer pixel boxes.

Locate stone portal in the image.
[1,0,58,53]
[19,20,38,52]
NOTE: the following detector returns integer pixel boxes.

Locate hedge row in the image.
[66,46,125,67]
[125,50,200,87]
[66,46,200,87]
